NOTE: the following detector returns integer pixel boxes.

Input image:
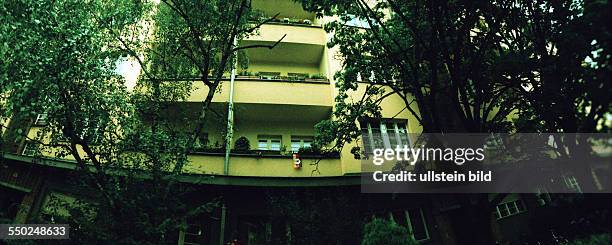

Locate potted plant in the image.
[307,73,327,81]
[287,73,307,81]
[233,136,251,153]
[297,144,322,157]
[258,72,282,80]
[237,70,258,79]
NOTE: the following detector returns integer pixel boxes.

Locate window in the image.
[494,200,527,219]
[22,141,39,156]
[258,135,282,151]
[287,73,308,81]
[34,113,48,126]
[563,175,582,193]
[389,208,430,241]
[361,119,410,153]
[259,72,281,80]
[291,136,313,152]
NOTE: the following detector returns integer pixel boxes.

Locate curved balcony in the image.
[188,77,332,108]
[184,151,342,178]
[244,23,325,46]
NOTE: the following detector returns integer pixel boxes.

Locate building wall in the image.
[13,0,421,181]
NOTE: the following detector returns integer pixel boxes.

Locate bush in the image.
[314,119,338,146]
[361,218,417,245]
[298,144,321,155]
[309,73,327,79]
[567,234,611,245]
[234,136,250,152]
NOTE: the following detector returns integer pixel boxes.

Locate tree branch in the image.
[232,34,287,52]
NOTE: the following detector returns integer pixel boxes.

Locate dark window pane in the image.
[499,205,509,217]
[516,201,526,212]
[408,209,428,240]
[391,210,407,227]
[508,203,518,214]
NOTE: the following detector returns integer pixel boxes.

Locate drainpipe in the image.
[219,204,227,245]
[224,38,238,175]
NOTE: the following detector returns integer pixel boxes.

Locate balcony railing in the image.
[190,147,340,159]
[185,151,343,177]
[235,73,328,83]
[181,74,333,107]
[250,16,320,27]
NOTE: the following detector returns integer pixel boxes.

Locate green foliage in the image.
[304,0,610,140]
[297,143,321,155]
[234,136,250,152]
[268,189,363,244]
[238,70,254,76]
[361,218,416,245]
[314,119,338,146]
[302,0,610,243]
[0,0,272,243]
[309,73,327,79]
[567,234,611,245]
[350,146,361,159]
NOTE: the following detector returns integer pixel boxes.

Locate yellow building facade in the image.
[113,0,419,180]
[5,0,420,181]
[1,1,429,244]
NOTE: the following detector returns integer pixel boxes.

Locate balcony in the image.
[244,23,325,46]
[188,77,332,108]
[184,151,342,177]
[251,0,316,21]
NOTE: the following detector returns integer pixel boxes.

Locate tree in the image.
[361,217,416,245]
[303,0,609,243]
[267,188,362,244]
[304,1,525,243]
[1,0,283,243]
[306,0,527,136]
[505,0,611,190]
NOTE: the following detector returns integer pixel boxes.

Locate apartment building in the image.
[0,0,583,244]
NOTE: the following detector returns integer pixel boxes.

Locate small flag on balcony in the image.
[292,153,302,169]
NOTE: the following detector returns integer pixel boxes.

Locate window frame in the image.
[287,73,308,81]
[34,113,48,126]
[290,136,314,153]
[563,175,582,193]
[257,135,282,151]
[405,208,430,241]
[361,119,410,153]
[495,200,527,220]
[22,141,39,156]
[258,72,281,80]
[388,208,430,242]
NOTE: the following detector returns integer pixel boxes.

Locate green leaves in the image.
[361,218,416,245]
[306,0,610,140]
[2,0,266,243]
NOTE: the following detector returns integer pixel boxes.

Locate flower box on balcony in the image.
[287,73,308,81]
[236,75,259,79]
[304,78,328,82]
[191,147,226,154]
